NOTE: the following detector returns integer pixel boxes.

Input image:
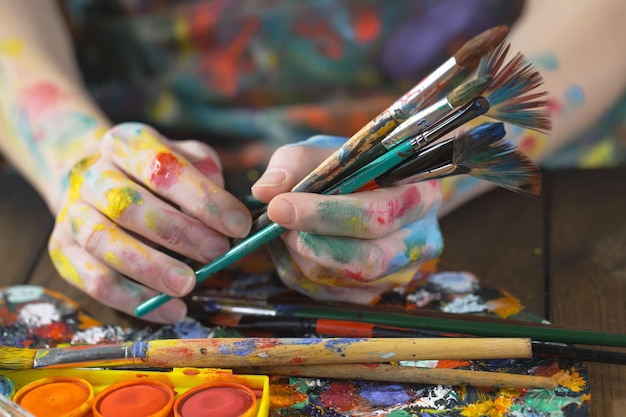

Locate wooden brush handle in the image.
[147,338,532,368]
[234,363,558,390]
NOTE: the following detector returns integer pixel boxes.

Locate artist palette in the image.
[0,367,269,417]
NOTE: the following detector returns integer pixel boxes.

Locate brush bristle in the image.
[448,75,492,108]
[454,25,510,69]
[477,42,552,133]
[454,123,542,197]
[0,345,37,370]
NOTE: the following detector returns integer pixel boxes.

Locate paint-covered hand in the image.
[251,135,444,303]
[48,123,252,323]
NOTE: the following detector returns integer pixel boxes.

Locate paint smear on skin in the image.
[49,249,84,288]
[19,82,64,121]
[194,157,220,177]
[366,187,423,226]
[102,186,144,220]
[485,291,523,318]
[313,201,369,235]
[269,383,309,408]
[564,85,585,108]
[150,152,185,189]
[320,382,361,412]
[530,52,559,71]
[0,39,24,56]
[461,396,513,417]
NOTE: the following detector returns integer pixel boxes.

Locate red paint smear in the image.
[519,135,539,155]
[150,152,184,189]
[373,187,422,225]
[340,268,366,282]
[532,362,562,378]
[20,82,62,116]
[286,357,307,365]
[436,360,472,369]
[353,6,381,43]
[320,382,360,412]
[194,157,220,177]
[547,98,562,114]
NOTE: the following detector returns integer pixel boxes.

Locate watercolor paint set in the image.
[0,367,270,417]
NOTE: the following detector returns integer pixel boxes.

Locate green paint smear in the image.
[388,410,412,417]
[517,390,587,414]
[300,233,362,265]
[313,201,368,235]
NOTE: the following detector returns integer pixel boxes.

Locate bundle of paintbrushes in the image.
[135,25,550,317]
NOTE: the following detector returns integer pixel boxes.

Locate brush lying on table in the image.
[0,337,533,370]
[230,316,626,365]
[233,363,558,390]
[191,295,626,349]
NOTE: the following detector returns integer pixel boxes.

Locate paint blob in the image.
[174,382,256,417]
[93,379,174,417]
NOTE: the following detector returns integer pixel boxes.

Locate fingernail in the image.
[200,236,230,260]
[165,266,195,295]
[269,198,295,226]
[223,209,251,238]
[157,300,187,323]
[252,169,287,188]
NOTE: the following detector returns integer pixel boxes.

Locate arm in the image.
[0,0,111,213]
[439,0,626,215]
[0,1,252,322]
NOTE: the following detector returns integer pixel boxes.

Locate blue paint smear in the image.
[360,384,412,406]
[565,85,584,107]
[301,134,347,149]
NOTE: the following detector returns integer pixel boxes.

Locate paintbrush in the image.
[476,41,551,133]
[0,394,35,417]
[135,97,492,316]
[232,316,626,365]
[246,74,493,235]
[191,295,626,348]
[234,363,558,389]
[0,337,532,370]
[375,122,542,197]
[289,25,508,194]
[245,26,509,235]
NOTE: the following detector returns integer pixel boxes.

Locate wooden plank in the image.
[0,171,53,285]
[439,184,546,317]
[548,168,626,417]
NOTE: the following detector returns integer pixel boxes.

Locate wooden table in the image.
[1,166,624,416]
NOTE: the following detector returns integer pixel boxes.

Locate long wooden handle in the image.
[146,338,532,368]
[234,363,558,389]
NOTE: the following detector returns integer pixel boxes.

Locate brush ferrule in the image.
[32,342,147,369]
[388,57,457,121]
[382,97,454,150]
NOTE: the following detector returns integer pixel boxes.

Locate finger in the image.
[102,123,251,238]
[268,181,441,239]
[71,161,230,262]
[168,139,225,187]
[48,231,187,324]
[268,239,418,304]
[251,135,346,202]
[63,201,197,298]
[280,203,443,282]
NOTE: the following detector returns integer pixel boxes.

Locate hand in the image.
[48,123,252,323]
[251,135,443,303]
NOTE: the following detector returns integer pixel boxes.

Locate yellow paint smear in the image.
[0,39,24,56]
